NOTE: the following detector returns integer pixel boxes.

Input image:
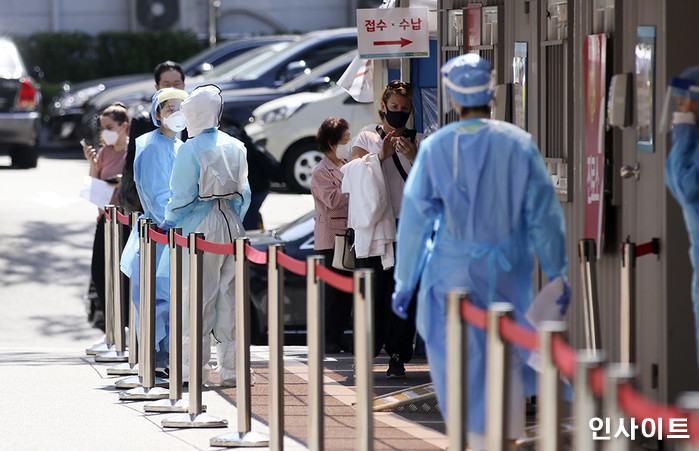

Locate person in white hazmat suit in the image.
[163,84,250,386]
[392,54,570,449]
[120,87,188,369]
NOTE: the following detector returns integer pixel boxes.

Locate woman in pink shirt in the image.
[311,117,352,353]
[82,102,130,330]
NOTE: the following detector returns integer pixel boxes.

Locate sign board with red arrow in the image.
[357,7,430,59]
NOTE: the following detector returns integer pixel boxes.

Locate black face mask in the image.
[385,109,411,129]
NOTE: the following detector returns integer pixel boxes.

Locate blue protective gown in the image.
[120,129,180,367]
[394,118,568,434]
[665,121,699,364]
[163,127,250,385]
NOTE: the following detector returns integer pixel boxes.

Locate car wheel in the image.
[10,144,38,168]
[283,141,323,194]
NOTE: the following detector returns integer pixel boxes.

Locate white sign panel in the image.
[357,7,430,59]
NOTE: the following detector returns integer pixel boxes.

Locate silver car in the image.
[0,37,42,168]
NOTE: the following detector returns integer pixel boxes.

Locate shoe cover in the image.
[182,334,212,385]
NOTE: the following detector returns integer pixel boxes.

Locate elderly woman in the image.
[310,117,353,353]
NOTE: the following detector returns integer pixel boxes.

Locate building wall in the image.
[0,0,362,37]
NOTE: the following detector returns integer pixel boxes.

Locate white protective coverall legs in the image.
[181,201,243,386]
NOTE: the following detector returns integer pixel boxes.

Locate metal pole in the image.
[676,392,699,451]
[355,269,375,451]
[620,241,636,365]
[104,205,115,349]
[269,244,285,450]
[120,221,169,400]
[308,255,325,451]
[145,227,194,412]
[210,238,267,443]
[602,364,635,451]
[486,302,512,451]
[96,206,129,362]
[446,289,468,451]
[537,321,567,451]
[163,232,227,428]
[108,212,141,375]
[573,351,605,451]
[114,216,149,387]
[579,239,601,350]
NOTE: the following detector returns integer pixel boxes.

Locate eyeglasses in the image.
[387,80,413,93]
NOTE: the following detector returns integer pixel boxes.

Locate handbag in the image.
[332,228,355,271]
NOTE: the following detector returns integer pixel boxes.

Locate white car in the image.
[245,84,375,193]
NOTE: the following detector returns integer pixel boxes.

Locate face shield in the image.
[151,88,188,127]
[659,77,699,133]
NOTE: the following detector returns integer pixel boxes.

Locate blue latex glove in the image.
[392,290,413,319]
[555,280,572,315]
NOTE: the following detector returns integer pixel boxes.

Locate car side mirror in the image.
[281,60,309,83]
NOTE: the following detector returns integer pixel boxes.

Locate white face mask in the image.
[101,129,120,146]
[335,143,351,161]
[162,111,186,133]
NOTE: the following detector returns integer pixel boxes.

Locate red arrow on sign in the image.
[373,37,413,48]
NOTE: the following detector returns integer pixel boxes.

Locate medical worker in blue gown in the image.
[664,66,699,366]
[120,87,188,369]
[392,54,569,449]
[163,85,250,386]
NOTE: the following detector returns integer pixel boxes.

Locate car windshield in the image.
[201,41,294,81]
[0,40,23,78]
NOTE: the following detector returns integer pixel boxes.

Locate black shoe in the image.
[155,367,169,379]
[386,354,406,379]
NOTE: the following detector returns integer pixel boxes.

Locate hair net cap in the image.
[151,88,188,127]
[441,54,495,107]
[181,84,223,137]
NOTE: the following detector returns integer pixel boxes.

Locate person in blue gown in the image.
[163,85,250,386]
[665,66,699,367]
[120,87,188,369]
[392,54,569,449]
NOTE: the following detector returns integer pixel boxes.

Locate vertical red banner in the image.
[583,34,607,257]
[465,4,482,53]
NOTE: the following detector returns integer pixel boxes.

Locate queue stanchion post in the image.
[96,205,128,362]
[620,240,636,366]
[211,237,268,445]
[354,268,374,451]
[309,255,325,451]
[86,204,116,356]
[115,216,150,388]
[486,302,512,451]
[602,364,635,451]
[269,244,285,450]
[120,221,169,400]
[447,289,468,451]
[537,321,567,451]
[107,211,140,375]
[164,232,227,428]
[145,227,199,412]
[579,239,601,351]
[573,351,605,451]
[676,393,699,451]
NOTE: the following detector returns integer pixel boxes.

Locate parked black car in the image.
[0,37,42,168]
[78,28,357,147]
[46,35,295,146]
[247,210,315,344]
